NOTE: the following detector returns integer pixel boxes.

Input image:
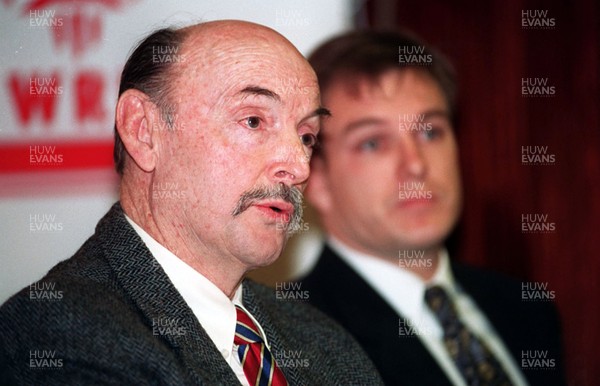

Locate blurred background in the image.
[1,0,597,384]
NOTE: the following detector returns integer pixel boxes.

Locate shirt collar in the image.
[125,215,242,354]
[427,248,457,292]
[327,236,457,323]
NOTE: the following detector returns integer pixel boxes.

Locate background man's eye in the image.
[301,133,317,147]
[245,116,261,129]
[420,128,441,141]
[360,138,379,151]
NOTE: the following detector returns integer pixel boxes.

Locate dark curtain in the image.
[363,0,600,384]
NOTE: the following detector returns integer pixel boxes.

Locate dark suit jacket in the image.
[300,245,566,386]
[0,204,383,386]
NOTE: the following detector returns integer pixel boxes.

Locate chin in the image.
[230,222,288,262]
[245,244,284,268]
[397,227,451,251]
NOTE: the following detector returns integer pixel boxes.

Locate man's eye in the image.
[359,138,379,151]
[300,133,318,148]
[242,116,261,129]
[420,127,442,141]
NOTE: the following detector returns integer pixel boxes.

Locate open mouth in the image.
[254,201,294,222]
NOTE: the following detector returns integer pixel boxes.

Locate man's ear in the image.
[115,89,159,173]
[306,156,333,214]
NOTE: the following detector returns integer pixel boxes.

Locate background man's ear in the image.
[115,89,159,173]
[306,156,333,214]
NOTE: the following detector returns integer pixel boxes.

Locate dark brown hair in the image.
[308,29,458,157]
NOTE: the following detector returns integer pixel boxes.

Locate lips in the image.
[399,198,432,207]
[398,195,436,209]
[253,201,294,222]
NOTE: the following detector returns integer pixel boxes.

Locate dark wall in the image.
[364,0,599,384]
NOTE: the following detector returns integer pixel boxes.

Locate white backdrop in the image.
[0,0,355,304]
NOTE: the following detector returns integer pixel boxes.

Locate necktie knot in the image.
[425,285,461,331]
[425,285,451,312]
[235,305,263,346]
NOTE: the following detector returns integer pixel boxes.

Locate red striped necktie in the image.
[234,305,288,386]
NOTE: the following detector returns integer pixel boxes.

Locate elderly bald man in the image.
[0,21,383,386]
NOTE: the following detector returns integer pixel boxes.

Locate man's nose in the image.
[398,135,427,178]
[270,134,311,187]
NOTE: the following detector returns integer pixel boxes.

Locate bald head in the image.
[114,20,317,175]
[181,20,304,58]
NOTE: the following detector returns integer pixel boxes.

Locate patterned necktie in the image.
[234,305,288,386]
[424,285,514,386]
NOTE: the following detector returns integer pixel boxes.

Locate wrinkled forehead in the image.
[172,24,319,104]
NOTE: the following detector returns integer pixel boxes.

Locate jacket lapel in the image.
[304,246,452,386]
[97,203,240,385]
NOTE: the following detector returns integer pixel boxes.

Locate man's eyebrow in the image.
[422,110,451,120]
[312,107,331,118]
[239,86,281,102]
[343,118,385,134]
[300,107,331,125]
[342,109,451,134]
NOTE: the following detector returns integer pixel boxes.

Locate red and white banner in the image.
[0,0,141,194]
[0,0,351,196]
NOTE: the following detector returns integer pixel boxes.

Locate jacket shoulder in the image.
[0,204,192,385]
[244,280,384,385]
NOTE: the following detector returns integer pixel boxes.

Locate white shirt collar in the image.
[428,246,457,291]
[327,236,457,324]
[125,215,242,356]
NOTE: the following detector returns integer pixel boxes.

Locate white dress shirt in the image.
[328,236,528,386]
[126,215,268,386]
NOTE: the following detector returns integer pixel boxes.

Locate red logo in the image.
[22,0,136,56]
[1,0,138,186]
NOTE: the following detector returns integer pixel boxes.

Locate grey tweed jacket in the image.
[0,203,383,386]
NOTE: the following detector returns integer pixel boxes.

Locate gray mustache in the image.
[232,183,304,235]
